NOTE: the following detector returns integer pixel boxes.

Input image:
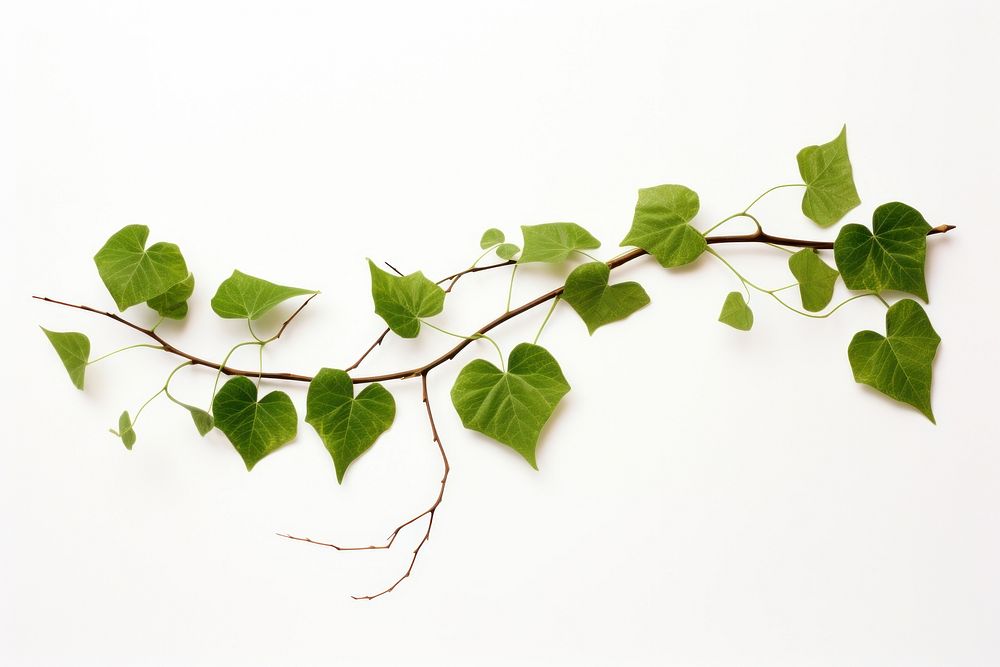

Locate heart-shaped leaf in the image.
[368,260,445,338]
[848,299,940,422]
[620,184,706,268]
[211,270,317,320]
[41,327,90,390]
[562,261,650,334]
[450,343,570,468]
[94,225,190,311]
[480,228,505,248]
[110,410,136,450]
[788,249,838,312]
[147,272,195,320]
[496,243,520,260]
[797,126,861,227]
[834,202,931,301]
[718,291,753,331]
[305,368,396,483]
[212,377,298,470]
[519,223,600,263]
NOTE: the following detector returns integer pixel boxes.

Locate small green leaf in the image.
[147,272,195,320]
[496,243,520,260]
[41,327,90,390]
[94,225,190,311]
[788,249,839,312]
[797,125,861,227]
[368,260,446,338]
[519,222,600,263]
[480,228,505,248]
[212,377,298,470]
[562,261,650,334]
[211,270,317,320]
[848,299,940,422]
[834,202,931,301]
[186,405,215,436]
[620,184,706,268]
[450,343,570,468]
[305,369,396,483]
[110,411,136,450]
[718,292,753,331]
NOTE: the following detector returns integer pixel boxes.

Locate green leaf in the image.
[562,261,650,334]
[620,184,706,268]
[93,225,190,311]
[110,411,136,450]
[305,369,396,483]
[519,222,600,263]
[718,291,753,331]
[848,299,940,422]
[788,249,839,312]
[496,243,520,260]
[183,404,214,436]
[212,377,298,470]
[41,328,90,390]
[368,260,446,338]
[450,343,570,468]
[147,272,195,320]
[797,125,861,227]
[480,228,505,248]
[834,202,931,301]
[211,270,317,320]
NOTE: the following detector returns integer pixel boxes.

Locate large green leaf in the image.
[110,411,136,450]
[93,225,190,311]
[834,202,931,301]
[305,368,396,483]
[797,125,861,227]
[450,343,570,468]
[848,299,940,422]
[41,328,90,390]
[480,228,505,248]
[620,184,706,267]
[519,222,600,263]
[147,272,195,320]
[562,261,650,334]
[212,377,298,470]
[788,249,839,312]
[718,292,753,331]
[368,260,445,338]
[211,270,317,320]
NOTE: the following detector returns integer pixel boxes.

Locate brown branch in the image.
[343,327,391,372]
[438,259,515,293]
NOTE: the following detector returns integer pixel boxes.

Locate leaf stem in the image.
[743,183,806,213]
[210,341,263,406]
[533,296,561,345]
[506,263,518,313]
[421,320,505,370]
[131,387,165,427]
[87,343,162,365]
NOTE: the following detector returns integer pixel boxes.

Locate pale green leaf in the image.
[450,343,570,468]
[788,249,839,312]
[797,125,861,227]
[620,184,706,267]
[306,368,396,483]
[368,260,445,338]
[211,270,317,320]
[110,411,136,450]
[147,272,195,320]
[41,328,90,390]
[562,261,650,334]
[718,291,753,331]
[212,377,298,470]
[496,243,520,260]
[519,222,600,263]
[480,228,505,248]
[848,299,940,422]
[94,225,190,311]
[834,202,931,301]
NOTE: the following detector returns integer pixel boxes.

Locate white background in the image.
[4,1,999,665]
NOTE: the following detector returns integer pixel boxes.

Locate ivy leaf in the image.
[211,270,317,320]
[41,327,90,390]
[110,411,136,450]
[496,243,520,260]
[718,292,753,331]
[171,401,214,436]
[620,184,706,268]
[480,228,505,248]
[848,299,940,422]
[147,272,195,320]
[368,260,445,338]
[93,225,190,311]
[834,202,931,301]
[305,368,396,483]
[450,343,570,468]
[562,261,650,334]
[797,125,861,227]
[212,377,298,470]
[519,222,600,263]
[788,249,839,312]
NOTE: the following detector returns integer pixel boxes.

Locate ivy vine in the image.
[37,126,953,599]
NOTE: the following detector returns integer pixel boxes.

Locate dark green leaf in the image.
[519,223,600,263]
[718,292,753,331]
[147,272,195,320]
[41,327,90,390]
[562,261,650,334]
[368,260,445,338]
[496,243,520,260]
[848,299,940,422]
[788,249,838,312]
[93,225,189,311]
[211,270,317,320]
[480,228,505,248]
[620,184,706,267]
[212,377,298,470]
[797,125,861,227]
[110,411,136,450]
